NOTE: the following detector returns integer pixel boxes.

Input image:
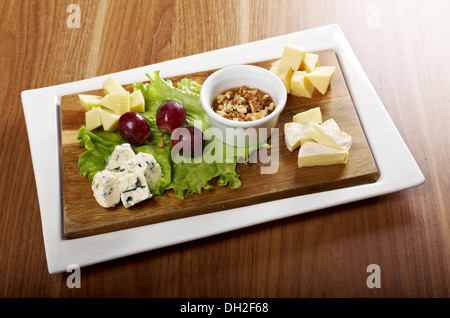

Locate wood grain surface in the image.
[1,0,449,298]
[61,50,379,239]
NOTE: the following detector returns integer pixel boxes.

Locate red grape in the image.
[171,126,204,157]
[118,112,151,146]
[156,100,186,133]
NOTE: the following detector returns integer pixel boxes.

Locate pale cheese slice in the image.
[279,44,307,71]
[299,53,319,73]
[298,142,349,167]
[293,107,322,124]
[305,66,336,95]
[103,77,127,95]
[85,107,102,130]
[99,109,121,131]
[306,123,352,151]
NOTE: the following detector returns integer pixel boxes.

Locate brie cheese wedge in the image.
[284,122,312,151]
[298,142,349,167]
[306,123,352,151]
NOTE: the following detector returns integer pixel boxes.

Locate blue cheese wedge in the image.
[118,153,162,191]
[118,171,152,208]
[105,143,135,170]
[131,153,162,191]
[298,142,349,167]
[91,170,121,208]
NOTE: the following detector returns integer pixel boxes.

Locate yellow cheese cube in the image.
[293,107,322,124]
[271,59,281,68]
[290,71,315,98]
[299,53,319,73]
[270,65,293,94]
[78,94,102,111]
[305,66,336,95]
[279,44,307,71]
[99,92,130,115]
[130,90,145,112]
[298,141,349,167]
[102,77,127,95]
[99,109,120,131]
[305,123,352,151]
[85,107,102,130]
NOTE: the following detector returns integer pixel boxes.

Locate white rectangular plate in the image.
[21,25,424,274]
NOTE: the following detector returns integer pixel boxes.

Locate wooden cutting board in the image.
[61,50,379,239]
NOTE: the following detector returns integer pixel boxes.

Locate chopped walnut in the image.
[212,86,275,122]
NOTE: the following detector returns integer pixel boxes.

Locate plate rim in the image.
[21,24,424,274]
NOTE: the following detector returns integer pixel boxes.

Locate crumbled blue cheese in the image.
[118,171,152,208]
[105,143,135,170]
[91,143,163,209]
[118,152,162,191]
[91,170,121,208]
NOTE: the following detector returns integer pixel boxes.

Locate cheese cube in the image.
[91,170,121,208]
[102,77,127,95]
[99,109,121,132]
[106,143,135,170]
[279,44,307,71]
[290,71,315,98]
[119,171,152,208]
[299,53,319,73]
[79,94,102,111]
[100,91,130,115]
[271,59,281,68]
[298,142,349,167]
[85,107,102,130]
[293,107,322,124]
[130,90,145,112]
[270,65,293,93]
[306,123,352,151]
[305,66,336,95]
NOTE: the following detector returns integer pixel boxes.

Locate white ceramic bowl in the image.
[200,65,287,147]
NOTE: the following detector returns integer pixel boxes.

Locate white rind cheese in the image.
[284,122,311,152]
[105,143,136,170]
[92,170,121,208]
[306,123,352,151]
[118,171,152,208]
[298,142,349,167]
[321,118,339,129]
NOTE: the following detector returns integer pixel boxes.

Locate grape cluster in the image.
[117,100,204,157]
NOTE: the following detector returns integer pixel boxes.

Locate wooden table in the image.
[1,0,449,299]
